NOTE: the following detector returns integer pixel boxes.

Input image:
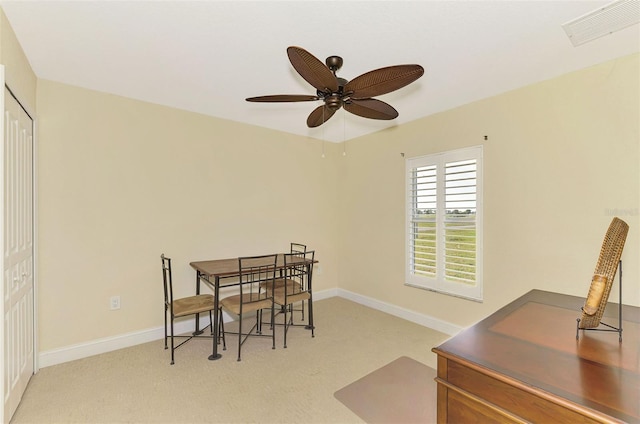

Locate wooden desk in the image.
[190,254,316,360]
[432,290,639,423]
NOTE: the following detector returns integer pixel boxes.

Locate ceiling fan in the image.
[246,46,424,128]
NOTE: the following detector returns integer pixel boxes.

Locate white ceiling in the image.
[1,0,639,142]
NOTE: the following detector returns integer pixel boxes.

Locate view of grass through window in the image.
[411,159,477,284]
[412,212,476,284]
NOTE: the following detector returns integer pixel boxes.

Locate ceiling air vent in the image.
[562,0,640,47]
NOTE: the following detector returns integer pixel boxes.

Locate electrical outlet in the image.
[110,295,121,310]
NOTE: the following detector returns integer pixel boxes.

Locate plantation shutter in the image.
[406,146,483,301]
[409,164,437,278]
[444,159,477,284]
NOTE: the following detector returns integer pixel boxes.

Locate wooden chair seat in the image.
[220,293,272,315]
[273,288,310,306]
[260,278,302,292]
[172,294,215,318]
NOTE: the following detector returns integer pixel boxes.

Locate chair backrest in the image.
[290,243,307,255]
[238,254,278,304]
[283,250,315,295]
[580,217,629,328]
[161,254,173,308]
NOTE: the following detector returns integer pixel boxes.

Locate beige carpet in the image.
[334,356,437,424]
[11,297,449,423]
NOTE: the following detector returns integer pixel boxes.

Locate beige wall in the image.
[35,52,640,350]
[340,53,639,328]
[0,8,36,112]
[36,81,343,350]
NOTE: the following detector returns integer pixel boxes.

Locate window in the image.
[405,146,483,301]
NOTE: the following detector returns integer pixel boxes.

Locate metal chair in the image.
[268,250,315,348]
[260,243,307,319]
[220,254,277,361]
[576,217,629,341]
[161,254,225,365]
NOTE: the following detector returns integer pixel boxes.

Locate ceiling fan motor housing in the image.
[326,94,342,110]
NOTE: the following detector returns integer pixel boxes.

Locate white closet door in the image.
[2,86,34,424]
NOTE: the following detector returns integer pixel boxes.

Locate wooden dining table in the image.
[190,253,317,360]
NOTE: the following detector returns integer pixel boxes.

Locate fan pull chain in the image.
[321,107,326,158]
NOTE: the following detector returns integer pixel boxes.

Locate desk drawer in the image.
[446,360,606,424]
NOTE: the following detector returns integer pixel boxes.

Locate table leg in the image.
[193,271,204,335]
[305,263,314,330]
[209,275,223,360]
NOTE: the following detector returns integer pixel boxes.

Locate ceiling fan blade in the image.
[345,64,424,99]
[287,46,339,93]
[344,98,398,120]
[307,105,337,128]
[246,94,319,102]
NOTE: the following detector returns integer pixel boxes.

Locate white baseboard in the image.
[37,287,458,369]
[336,288,463,336]
[38,326,165,369]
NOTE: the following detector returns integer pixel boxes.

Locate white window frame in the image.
[405,145,483,301]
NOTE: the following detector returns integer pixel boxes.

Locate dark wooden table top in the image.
[190,253,316,279]
[432,289,639,422]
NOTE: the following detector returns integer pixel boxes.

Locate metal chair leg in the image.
[237,313,243,362]
[271,304,276,350]
[164,306,168,350]
[219,308,227,350]
[170,319,175,365]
